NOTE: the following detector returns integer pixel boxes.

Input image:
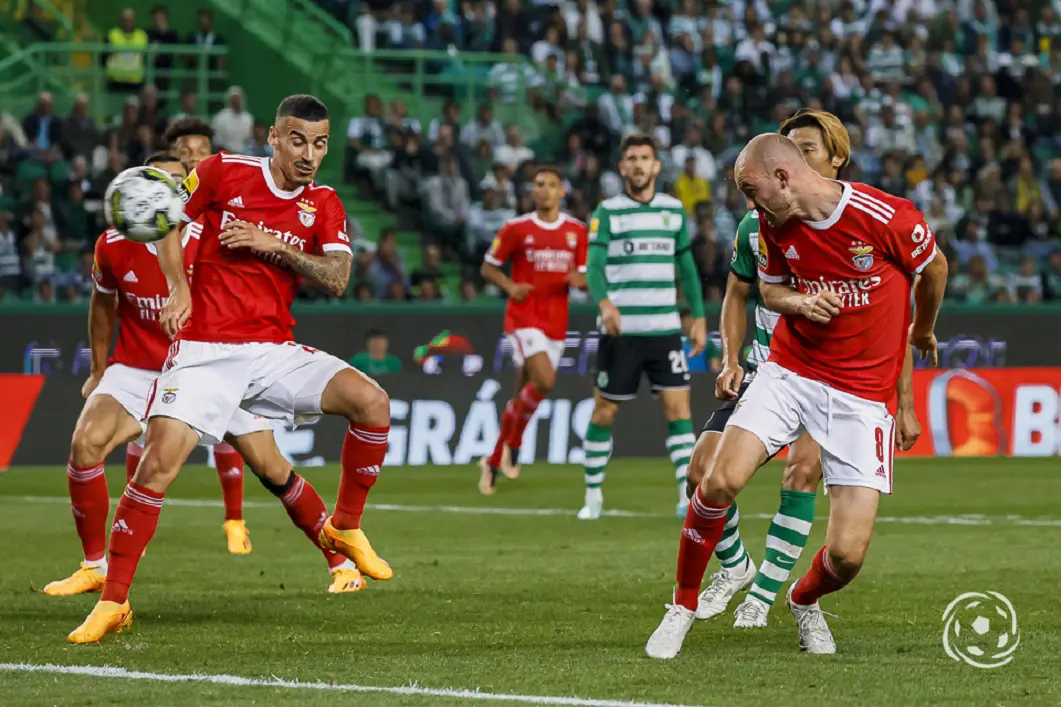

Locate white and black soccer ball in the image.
[942,591,1020,668]
[104,166,185,243]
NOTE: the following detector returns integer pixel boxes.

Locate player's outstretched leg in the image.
[317,368,394,581]
[734,435,820,628]
[645,426,766,659]
[45,397,142,598]
[230,430,367,593]
[480,398,516,495]
[503,352,555,478]
[579,393,616,520]
[213,442,251,555]
[786,485,878,654]
[68,417,199,644]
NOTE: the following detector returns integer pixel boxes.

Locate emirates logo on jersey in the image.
[124,292,166,321]
[526,249,574,273]
[797,275,882,310]
[220,211,308,252]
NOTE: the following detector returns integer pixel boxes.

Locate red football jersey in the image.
[92,224,201,371]
[757,182,937,402]
[178,152,351,344]
[484,212,588,340]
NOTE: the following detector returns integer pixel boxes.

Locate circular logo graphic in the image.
[161,392,176,404]
[596,371,609,389]
[942,591,1019,668]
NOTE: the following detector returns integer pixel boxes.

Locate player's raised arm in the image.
[910,248,947,365]
[158,226,191,339]
[84,240,119,397]
[755,228,842,323]
[586,209,620,335]
[481,223,533,301]
[675,211,706,355]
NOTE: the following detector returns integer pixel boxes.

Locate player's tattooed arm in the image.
[278,248,352,298]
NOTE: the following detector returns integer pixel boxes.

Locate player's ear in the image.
[831,155,845,168]
[267,126,279,151]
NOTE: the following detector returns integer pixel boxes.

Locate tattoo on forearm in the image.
[281,248,351,296]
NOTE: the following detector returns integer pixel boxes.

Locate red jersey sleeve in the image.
[91,231,118,293]
[181,217,203,278]
[484,221,519,267]
[883,202,938,275]
[314,189,353,256]
[178,153,223,224]
[575,221,588,274]
[756,228,791,284]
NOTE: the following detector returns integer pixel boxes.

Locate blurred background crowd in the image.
[3,0,1061,306]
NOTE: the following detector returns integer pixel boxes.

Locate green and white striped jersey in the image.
[730,210,779,380]
[588,193,689,336]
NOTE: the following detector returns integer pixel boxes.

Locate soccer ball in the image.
[942,591,1020,668]
[104,166,184,243]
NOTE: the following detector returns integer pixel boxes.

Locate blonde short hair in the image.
[779,109,851,168]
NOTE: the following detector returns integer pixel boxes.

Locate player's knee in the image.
[686,434,714,489]
[590,401,618,427]
[533,369,556,395]
[70,423,110,467]
[781,457,821,493]
[355,383,390,428]
[827,543,867,581]
[132,450,180,490]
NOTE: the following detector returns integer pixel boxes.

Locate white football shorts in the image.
[146,340,352,445]
[506,328,566,370]
[726,361,895,494]
[91,362,272,446]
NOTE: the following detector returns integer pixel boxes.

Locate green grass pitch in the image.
[0,458,1059,706]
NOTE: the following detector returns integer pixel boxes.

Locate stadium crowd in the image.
[3,1,1061,305]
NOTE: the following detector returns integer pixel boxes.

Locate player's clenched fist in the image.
[161,284,191,339]
[798,290,842,324]
[715,362,744,400]
[908,324,938,366]
[506,282,534,302]
[599,299,622,335]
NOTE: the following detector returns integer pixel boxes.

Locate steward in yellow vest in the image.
[106,9,148,89]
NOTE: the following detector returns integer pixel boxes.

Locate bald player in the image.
[689,111,920,629]
[646,133,947,658]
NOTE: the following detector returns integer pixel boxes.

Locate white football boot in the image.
[786,583,837,654]
[645,600,696,659]
[577,488,603,520]
[732,596,770,628]
[694,557,756,620]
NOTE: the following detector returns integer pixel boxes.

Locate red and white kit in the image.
[91,225,270,440]
[147,152,354,444]
[485,212,588,369]
[728,182,937,493]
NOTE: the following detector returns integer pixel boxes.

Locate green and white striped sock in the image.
[714,503,750,569]
[748,489,816,606]
[582,423,612,489]
[665,420,696,502]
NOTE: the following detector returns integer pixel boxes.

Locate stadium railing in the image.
[0,42,229,120]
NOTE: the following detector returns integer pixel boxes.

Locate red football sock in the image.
[125,444,142,484]
[674,488,731,610]
[213,443,245,522]
[66,461,109,563]
[274,473,346,570]
[506,384,545,451]
[791,546,858,605]
[101,484,164,604]
[333,424,388,530]
[488,400,517,467]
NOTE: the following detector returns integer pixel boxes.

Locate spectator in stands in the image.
[531,25,564,68]
[22,92,61,158]
[418,277,443,301]
[0,211,20,297]
[62,94,101,162]
[470,140,495,189]
[245,123,272,157]
[146,5,180,91]
[493,126,534,172]
[949,255,1007,303]
[353,282,374,301]
[21,208,57,298]
[596,75,634,137]
[422,156,470,255]
[386,99,421,140]
[428,100,463,144]
[1042,251,1061,300]
[187,9,226,73]
[369,228,409,300]
[169,89,199,122]
[138,84,168,141]
[411,243,444,289]
[466,187,513,264]
[385,132,425,210]
[56,181,91,255]
[0,102,28,152]
[128,124,157,168]
[480,161,516,209]
[674,156,709,217]
[489,38,541,105]
[349,329,403,375]
[109,97,141,156]
[213,86,253,153]
[670,126,717,182]
[347,94,391,188]
[461,104,504,151]
[60,249,96,303]
[1008,256,1043,304]
[459,278,480,302]
[105,8,149,93]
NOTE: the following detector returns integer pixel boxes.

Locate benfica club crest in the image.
[297,201,317,227]
[566,231,577,248]
[849,243,874,271]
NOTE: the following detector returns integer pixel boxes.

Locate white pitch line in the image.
[0,663,713,707]
[3,495,1061,527]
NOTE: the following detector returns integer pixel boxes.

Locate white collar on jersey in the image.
[803,180,852,231]
[261,158,306,200]
[531,214,565,230]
